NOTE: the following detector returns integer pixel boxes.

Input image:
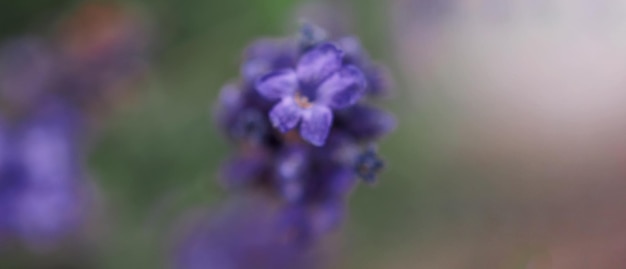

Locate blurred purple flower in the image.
[0,100,90,249]
[207,24,395,254]
[214,84,274,144]
[256,43,367,146]
[13,187,87,248]
[334,104,397,141]
[338,36,394,97]
[174,198,321,269]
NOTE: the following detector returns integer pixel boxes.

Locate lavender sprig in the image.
[175,23,395,269]
[216,24,396,243]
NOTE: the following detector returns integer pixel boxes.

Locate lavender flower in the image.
[337,36,394,97]
[0,100,90,249]
[214,83,274,143]
[334,104,397,141]
[178,23,395,269]
[256,43,367,146]
[12,101,87,248]
[211,24,395,242]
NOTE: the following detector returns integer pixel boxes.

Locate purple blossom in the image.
[337,36,394,97]
[0,99,90,249]
[13,186,87,248]
[214,84,273,144]
[256,43,367,146]
[174,197,321,269]
[334,104,397,141]
[12,101,87,249]
[202,24,395,258]
[221,24,392,228]
[16,100,84,187]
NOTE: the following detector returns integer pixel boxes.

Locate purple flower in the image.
[14,102,86,246]
[0,99,90,249]
[13,186,87,248]
[214,83,277,143]
[206,24,395,252]
[174,198,321,269]
[338,37,394,97]
[334,104,397,141]
[256,43,367,146]
[16,101,84,188]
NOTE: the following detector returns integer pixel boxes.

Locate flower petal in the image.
[296,43,343,88]
[317,65,366,109]
[300,105,333,146]
[214,84,244,130]
[255,69,297,100]
[336,104,397,140]
[269,98,302,133]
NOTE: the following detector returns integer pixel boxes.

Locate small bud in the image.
[354,148,385,183]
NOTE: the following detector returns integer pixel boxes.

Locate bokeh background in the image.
[3,0,626,268]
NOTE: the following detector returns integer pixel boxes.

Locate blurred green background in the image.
[0,1,430,268]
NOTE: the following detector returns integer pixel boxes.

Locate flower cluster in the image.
[214,24,396,244]
[0,3,149,250]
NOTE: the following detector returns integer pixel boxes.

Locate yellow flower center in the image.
[294,92,313,109]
